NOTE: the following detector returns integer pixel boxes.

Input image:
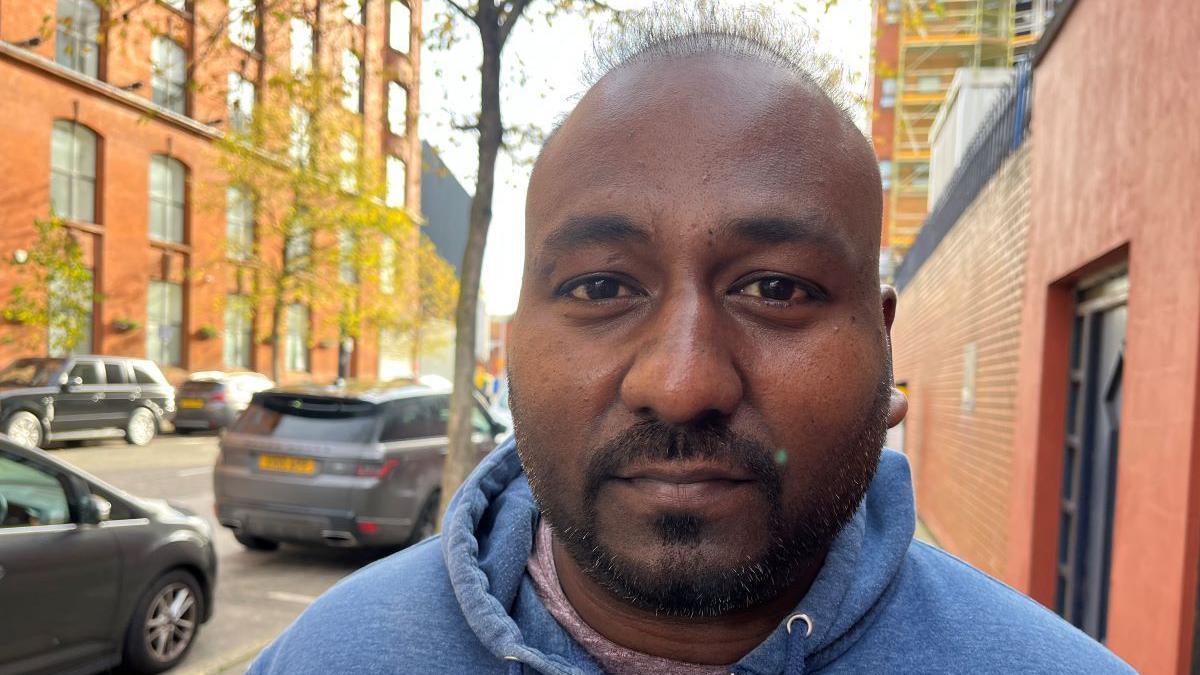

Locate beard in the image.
[511,379,892,618]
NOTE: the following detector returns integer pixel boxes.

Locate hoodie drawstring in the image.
[782,612,811,667]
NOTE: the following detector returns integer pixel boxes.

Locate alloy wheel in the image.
[5,413,41,448]
[143,582,197,663]
[128,409,156,445]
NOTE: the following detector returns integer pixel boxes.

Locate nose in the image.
[619,289,743,424]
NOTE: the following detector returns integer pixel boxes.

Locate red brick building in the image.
[0,0,422,383]
[890,0,1200,671]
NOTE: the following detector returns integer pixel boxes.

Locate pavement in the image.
[51,434,386,675]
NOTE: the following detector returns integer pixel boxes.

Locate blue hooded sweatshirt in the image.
[250,439,1132,674]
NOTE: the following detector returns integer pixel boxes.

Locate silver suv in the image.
[213,382,507,551]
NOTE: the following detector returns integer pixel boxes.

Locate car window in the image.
[380,397,439,441]
[231,397,379,443]
[69,360,103,385]
[132,364,161,385]
[0,454,72,528]
[104,362,128,385]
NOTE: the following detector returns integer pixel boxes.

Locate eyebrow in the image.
[538,214,652,263]
[721,216,853,258]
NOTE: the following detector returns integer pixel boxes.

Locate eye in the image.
[732,276,820,303]
[561,276,638,301]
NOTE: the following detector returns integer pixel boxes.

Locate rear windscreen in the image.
[180,381,222,394]
[231,396,379,443]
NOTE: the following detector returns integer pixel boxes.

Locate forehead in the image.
[527,53,880,261]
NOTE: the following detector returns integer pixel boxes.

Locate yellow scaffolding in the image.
[885,0,1051,256]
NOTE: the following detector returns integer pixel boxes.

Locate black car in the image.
[0,438,216,674]
[0,356,176,449]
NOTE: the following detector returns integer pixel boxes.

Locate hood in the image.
[441,438,916,674]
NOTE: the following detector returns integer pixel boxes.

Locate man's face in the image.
[509,53,894,616]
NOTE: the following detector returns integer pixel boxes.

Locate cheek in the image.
[742,325,885,466]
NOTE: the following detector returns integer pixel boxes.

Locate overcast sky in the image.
[419,0,872,316]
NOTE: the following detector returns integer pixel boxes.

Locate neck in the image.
[550,537,825,665]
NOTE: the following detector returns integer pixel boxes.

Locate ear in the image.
[880,285,907,428]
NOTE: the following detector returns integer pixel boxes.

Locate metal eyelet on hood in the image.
[785,612,813,637]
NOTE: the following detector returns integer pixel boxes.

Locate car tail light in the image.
[355,458,399,478]
[209,390,226,402]
[356,520,380,535]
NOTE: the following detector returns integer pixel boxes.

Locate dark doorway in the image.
[1055,271,1126,643]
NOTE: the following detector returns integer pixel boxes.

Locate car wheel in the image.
[408,490,440,546]
[175,427,194,435]
[126,408,157,446]
[122,570,203,674]
[235,532,280,551]
[3,411,43,449]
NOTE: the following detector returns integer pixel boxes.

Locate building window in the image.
[380,237,396,295]
[386,155,406,208]
[339,229,357,283]
[341,50,363,113]
[50,121,97,223]
[289,105,311,166]
[880,78,896,109]
[388,81,407,136]
[917,75,942,93]
[285,217,311,271]
[389,1,410,52]
[228,0,256,51]
[885,0,900,23]
[151,37,187,114]
[285,304,309,372]
[147,280,183,366]
[343,0,363,24]
[226,186,254,259]
[149,155,185,243]
[879,160,892,191]
[339,132,358,192]
[56,0,101,78]
[48,269,93,356]
[223,294,253,368]
[227,72,255,133]
[289,18,314,75]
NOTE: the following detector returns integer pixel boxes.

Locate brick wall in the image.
[890,142,1031,578]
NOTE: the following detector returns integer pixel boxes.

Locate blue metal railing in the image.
[893,63,1033,292]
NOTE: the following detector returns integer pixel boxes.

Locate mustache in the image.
[584,419,782,499]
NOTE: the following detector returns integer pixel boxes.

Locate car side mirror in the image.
[79,494,111,525]
[61,376,83,391]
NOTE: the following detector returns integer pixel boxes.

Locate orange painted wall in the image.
[1005,1,1200,672]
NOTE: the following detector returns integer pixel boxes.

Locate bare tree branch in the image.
[498,0,533,46]
[445,0,478,23]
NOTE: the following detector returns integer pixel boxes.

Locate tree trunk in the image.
[270,288,284,383]
[438,24,505,525]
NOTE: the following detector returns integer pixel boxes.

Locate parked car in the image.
[0,356,175,449]
[0,437,216,674]
[174,371,275,433]
[214,382,507,551]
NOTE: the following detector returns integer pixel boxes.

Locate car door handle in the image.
[91,393,105,402]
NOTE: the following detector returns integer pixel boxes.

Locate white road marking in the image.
[266,591,319,605]
[177,466,213,477]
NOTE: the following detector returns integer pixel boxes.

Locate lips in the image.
[612,461,756,484]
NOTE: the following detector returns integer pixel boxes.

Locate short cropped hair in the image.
[540,3,861,155]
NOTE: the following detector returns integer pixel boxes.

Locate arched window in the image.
[50,120,98,223]
[56,0,101,77]
[149,155,186,243]
[151,37,187,114]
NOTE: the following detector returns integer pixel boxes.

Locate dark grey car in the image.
[0,438,216,674]
[214,382,506,550]
[0,355,176,449]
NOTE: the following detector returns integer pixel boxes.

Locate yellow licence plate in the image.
[180,398,205,409]
[257,455,317,475]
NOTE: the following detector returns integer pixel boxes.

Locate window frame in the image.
[146,279,184,367]
[228,0,257,52]
[284,304,309,372]
[225,186,255,260]
[149,154,186,244]
[388,81,408,136]
[388,1,410,53]
[55,0,102,78]
[341,49,363,113]
[50,120,98,224]
[227,72,255,134]
[151,36,188,115]
[223,294,253,369]
[386,155,406,208]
